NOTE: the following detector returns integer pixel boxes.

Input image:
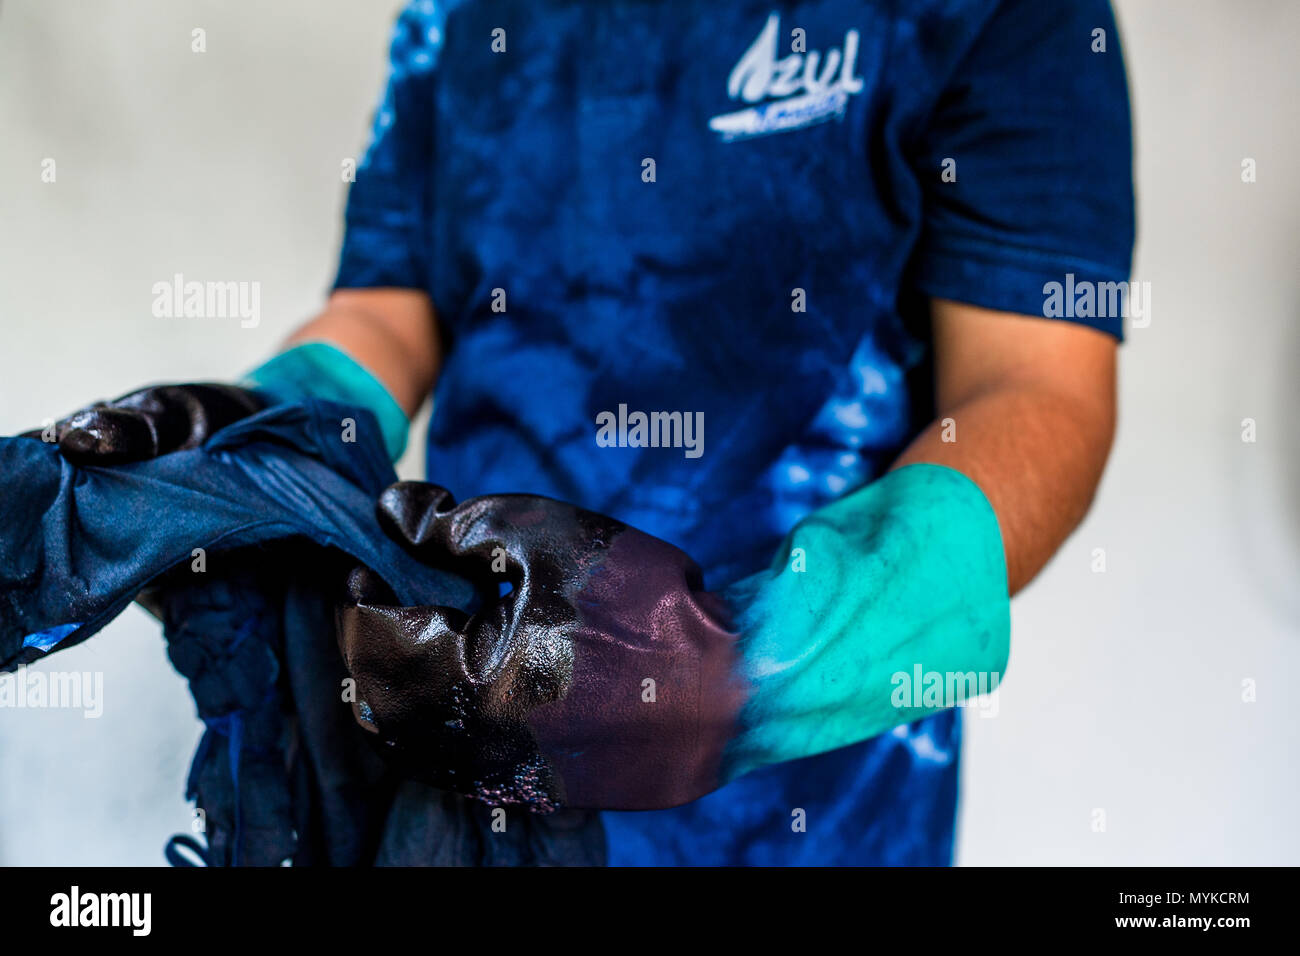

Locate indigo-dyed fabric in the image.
[336,0,1135,865]
[0,401,605,866]
[0,402,449,665]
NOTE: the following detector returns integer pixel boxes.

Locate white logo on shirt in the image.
[709,13,864,142]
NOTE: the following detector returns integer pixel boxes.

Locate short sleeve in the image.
[907,0,1136,339]
[333,1,444,292]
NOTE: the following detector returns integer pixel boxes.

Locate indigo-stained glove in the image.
[336,482,747,812]
[26,384,265,465]
[26,341,411,467]
[337,464,1011,812]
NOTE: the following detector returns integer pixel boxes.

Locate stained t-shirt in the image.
[334,0,1134,865]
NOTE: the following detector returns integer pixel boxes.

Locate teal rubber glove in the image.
[242,342,410,462]
[720,462,1011,780]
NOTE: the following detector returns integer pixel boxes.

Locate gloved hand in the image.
[25,341,410,465]
[336,482,746,812]
[26,384,264,465]
[337,464,1012,812]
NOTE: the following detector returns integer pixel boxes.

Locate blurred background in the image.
[1,0,1296,865]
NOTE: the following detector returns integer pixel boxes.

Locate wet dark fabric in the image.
[335,0,1135,865]
[338,483,746,811]
[0,400,604,866]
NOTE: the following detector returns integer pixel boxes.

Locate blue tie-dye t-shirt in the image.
[334,0,1134,865]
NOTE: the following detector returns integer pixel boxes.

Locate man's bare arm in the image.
[892,298,1117,595]
[284,287,442,416]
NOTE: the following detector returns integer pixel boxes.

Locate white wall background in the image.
[1,0,1296,865]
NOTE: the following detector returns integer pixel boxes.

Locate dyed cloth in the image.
[335,0,1134,864]
[0,401,604,866]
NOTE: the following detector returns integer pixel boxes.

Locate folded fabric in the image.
[0,401,446,665]
[0,400,604,865]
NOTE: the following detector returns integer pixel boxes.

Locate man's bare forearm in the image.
[892,299,1117,595]
[892,385,1114,594]
[284,288,441,416]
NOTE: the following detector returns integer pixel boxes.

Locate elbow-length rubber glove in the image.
[27,342,409,465]
[336,463,1011,812]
